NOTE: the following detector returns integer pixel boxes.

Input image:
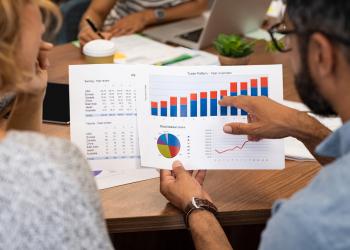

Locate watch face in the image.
[155,9,165,20]
[192,197,201,208]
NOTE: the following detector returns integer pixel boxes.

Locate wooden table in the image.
[47,43,320,234]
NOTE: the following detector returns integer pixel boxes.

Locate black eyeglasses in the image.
[268,22,295,53]
[268,21,350,53]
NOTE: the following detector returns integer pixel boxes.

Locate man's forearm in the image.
[6,93,44,132]
[189,210,232,250]
[290,112,333,164]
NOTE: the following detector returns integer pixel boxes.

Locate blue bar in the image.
[261,87,268,97]
[190,100,197,117]
[251,88,258,96]
[180,105,187,117]
[170,106,177,117]
[230,92,237,115]
[241,89,248,115]
[210,99,217,116]
[161,108,167,116]
[220,106,227,116]
[151,108,158,116]
[200,99,207,116]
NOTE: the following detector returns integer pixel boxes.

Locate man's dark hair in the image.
[286,0,350,57]
[284,0,349,116]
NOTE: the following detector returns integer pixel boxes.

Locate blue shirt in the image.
[259,120,350,250]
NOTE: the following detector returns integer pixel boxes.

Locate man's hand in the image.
[219,96,302,140]
[78,25,112,47]
[160,161,211,211]
[108,11,154,37]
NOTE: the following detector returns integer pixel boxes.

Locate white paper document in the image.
[111,34,219,66]
[69,64,158,189]
[136,65,285,170]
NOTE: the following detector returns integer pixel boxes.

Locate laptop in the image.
[143,0,272,49]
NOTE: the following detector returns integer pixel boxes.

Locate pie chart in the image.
[157,133,181,158]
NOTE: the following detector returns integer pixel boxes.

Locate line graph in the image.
[215,140,250,154]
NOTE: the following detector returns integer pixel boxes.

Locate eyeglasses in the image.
[268,21,350,53]
[268,22,295,53]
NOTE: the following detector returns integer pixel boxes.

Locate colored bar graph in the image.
[170,97,177,117]
[180,97,187,117]
[220,90,228,116]
[261,77,268,96]
[240,82,248,115]
[200,92,207,116]
[210,91,218,116]
[151,102,158,116]
[161,101,167,117]
[150,76,269,118]
[190,93,197,117]
[230,82,237,115]
[251,79,258,96]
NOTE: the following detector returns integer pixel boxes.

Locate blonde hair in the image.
[0,0,61,93]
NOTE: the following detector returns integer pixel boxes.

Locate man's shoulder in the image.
[260,154,350,250]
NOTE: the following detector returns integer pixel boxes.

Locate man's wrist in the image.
[290,111,331,143]
[188,209,217,228]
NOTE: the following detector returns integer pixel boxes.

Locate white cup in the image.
[83,39,116,64]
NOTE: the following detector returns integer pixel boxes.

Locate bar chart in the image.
[150,76,269,117]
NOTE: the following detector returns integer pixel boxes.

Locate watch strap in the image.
[184,197,218,228]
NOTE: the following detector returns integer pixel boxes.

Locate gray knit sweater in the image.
[0,131,114,250]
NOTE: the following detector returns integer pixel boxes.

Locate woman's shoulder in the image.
[3,130,83,160]
[0,130,90,179]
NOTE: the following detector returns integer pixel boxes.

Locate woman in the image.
[0,0,113,249]
[78,0,208,46]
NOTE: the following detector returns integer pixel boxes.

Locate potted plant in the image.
[214,34,255,65]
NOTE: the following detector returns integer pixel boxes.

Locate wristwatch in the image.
[184,197,218,228]
[154,8,166,22]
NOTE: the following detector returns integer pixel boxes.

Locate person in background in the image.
[0,0,113,249]
[160,0,350,249]
[78,0,208,46]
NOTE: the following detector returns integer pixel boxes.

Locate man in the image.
[78,0,208,46]
[160,0,350,249]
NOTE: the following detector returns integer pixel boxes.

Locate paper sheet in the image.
[136,65,285,170]
[111,34,219,66]
[69,64,158,189]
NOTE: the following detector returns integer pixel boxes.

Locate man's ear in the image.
[307,33,335,84]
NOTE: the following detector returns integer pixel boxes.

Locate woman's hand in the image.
[26,41,53,96]
[108,11,154,37]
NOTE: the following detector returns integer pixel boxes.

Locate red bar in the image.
[160,101,167,108]
[200,92,207,99]
[240,82,248,90]
[251,79,258,88]
[151,102,158,108]
[180,97,187,105]
[170,97,177,106]
[220,90,227,97]
[230,82,237,93]
[261,77,268,88]
[210,91,217,99]
[190,93,197,101]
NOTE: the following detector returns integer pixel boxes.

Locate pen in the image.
[85,18,105,39]
[154,54,193,66]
